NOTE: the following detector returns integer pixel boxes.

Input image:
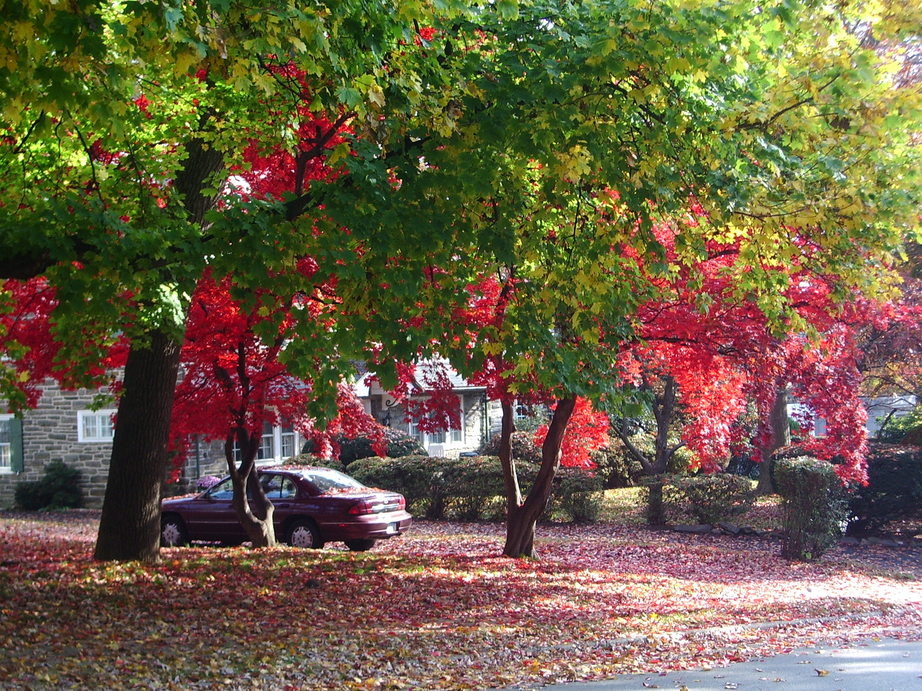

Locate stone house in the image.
[1,366,502,509]
[0,381,118,509]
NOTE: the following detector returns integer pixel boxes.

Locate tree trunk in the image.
[645,478,668,526]
[756,386,790,495]
[225,430,277,547]
[503,397,576,558]
[94,329,181,562]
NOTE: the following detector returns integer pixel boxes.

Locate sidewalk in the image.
[547,638,922,690]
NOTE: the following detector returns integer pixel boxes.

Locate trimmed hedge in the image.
[639,473,755,526]
[15,460,84,511]
[301,429,426,466]
[847,443,922,536]
[670,474,756,525]
[775,456,848,561]
[284,454,346,474]
[477,431,543,465]
[347,455,603,522]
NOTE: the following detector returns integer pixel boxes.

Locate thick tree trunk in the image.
[503,397,576,558]
[756,386,790,495]
[94,329,181,562]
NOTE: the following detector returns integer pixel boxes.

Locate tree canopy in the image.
[1,0,919,561]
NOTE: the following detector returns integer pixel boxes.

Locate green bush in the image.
[14,460,83,511]
[548,468,605,522]
[348,454,601,522]
[478,431,543,464]
[847,443,922,536]
[671,474,756,525]
[775,456,848,561]
[284,454,345,474]
[301,429,427,466]
[590,445,644,488]
[876,407,922,446]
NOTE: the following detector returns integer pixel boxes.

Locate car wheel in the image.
[160,515,189,547]
[345,539,376,552]
[286,519,323,549]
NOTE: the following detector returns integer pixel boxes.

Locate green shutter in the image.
[10,417,23,473]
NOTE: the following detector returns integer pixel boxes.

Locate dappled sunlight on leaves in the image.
[1,512,919,689]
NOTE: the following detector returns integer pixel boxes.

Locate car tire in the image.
[286,519,324,549]
[160,515,189,547]
[345,539,376,552]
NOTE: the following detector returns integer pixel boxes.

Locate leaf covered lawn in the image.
[0,512,919,690]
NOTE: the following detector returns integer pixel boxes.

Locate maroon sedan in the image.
[160,466,412,551]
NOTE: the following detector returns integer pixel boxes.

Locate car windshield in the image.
[301,469,365,493]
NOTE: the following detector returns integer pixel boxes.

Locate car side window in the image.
[280,478,297,499]
[260,474,298,500]
[207,478,235,500]
[260,474,283,498]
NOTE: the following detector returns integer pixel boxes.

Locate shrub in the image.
[548,468,604,522]
[847,443,922,536]
[876,407,922,446]
[14,460,83,511]
[775,456,848,561]
[670,474,756,525]
[348,455,441,515]
[347,454,601,522]
[284,454,346,474]
[478,431,543,464]
[302,429,427,465]
[590,445,644,488]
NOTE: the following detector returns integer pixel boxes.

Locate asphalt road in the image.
[547,638,922,690]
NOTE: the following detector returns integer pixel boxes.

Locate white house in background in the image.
[788,394,917,439]
[353,361,500,458]
[863,394,917,438]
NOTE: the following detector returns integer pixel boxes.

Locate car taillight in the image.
[348,500,373,515]
[348,496,405,515]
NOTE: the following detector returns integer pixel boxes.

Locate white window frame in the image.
[405,395,464,450]
[233,422,301,463]
[77,409,117,443]
[0,413,13,473]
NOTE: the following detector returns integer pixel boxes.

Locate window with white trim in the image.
[233,422,300,463]
[0,415,13,471]
[77,410,117,443]
[405,395,464,447]
[0,414,23,473]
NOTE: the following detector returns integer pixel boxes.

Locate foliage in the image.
[283,455,346,475]
[348,455,600,522]
[3,0,921,563]
[775,456,849,561]
[669,474,756,525]
[590,444,645,489]
[876,407,922,446]
[303,429,427,466]
[534,398,608,469]
[2,512,919,689]
[13,460,83,511]
[550,469,605,523]
[479,431,543,465]
[847,443,922,536]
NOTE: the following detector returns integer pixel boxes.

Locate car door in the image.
[260,472,301,531]
[181,477,246,542]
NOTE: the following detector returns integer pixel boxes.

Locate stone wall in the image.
[0,381,115,509]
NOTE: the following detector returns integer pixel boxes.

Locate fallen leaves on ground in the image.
[0,512,919,690]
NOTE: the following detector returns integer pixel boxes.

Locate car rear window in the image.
[301,469,365,493]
